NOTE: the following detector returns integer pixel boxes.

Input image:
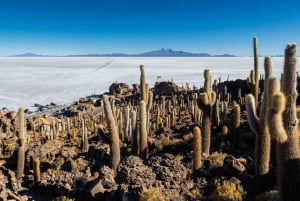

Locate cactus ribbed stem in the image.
[232,103,240,149]
[103,95,120,173]
[17,107,25,179]
[33,157,41,183]
[253,37,259,106]
[130,110,138,154]
[197,69,216,157]
[140,65,146,101]
[193,125,202,170]
[139,100,148,159]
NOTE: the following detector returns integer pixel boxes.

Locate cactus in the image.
[124,105,130,140]
[147,90,153,112]
[197,69,216,157]
[147,90,153,131]
[245,56,273,192]
[130,110,138,155]
[220,124,229,145]
[82,127,89,153]
[247,37,260,106]
[192,125,202,170]
[33,157,41,183]
[17,107,26,179]
[213,98,220,127]
[231,102,240,149]
[139,100,148,159]
[140,65,147,101]
[103,95,120,173]
[118,111,124,142]
[268,44,300,201]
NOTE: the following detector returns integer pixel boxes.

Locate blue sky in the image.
[0,0,299,56]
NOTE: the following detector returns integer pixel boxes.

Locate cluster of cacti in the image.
[267,44,300,201]
[103,95,120,173]
[1,37,299,201]
[246,56,273,192]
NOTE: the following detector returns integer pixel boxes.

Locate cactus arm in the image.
[245,94,259,135]
[253,37,259,106]
[268,92,288,143]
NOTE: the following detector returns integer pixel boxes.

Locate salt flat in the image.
[0,57,291,110]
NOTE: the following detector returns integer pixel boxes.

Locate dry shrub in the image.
[52,196,73,201]
[183,132,193,141]
[255,190,280,201]
[209,179,246,201]
[208,152,228,169]
[139,187,170,201]
[154,135,180,150]
[174,154,184,163]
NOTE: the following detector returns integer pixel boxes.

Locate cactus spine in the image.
[268,44,300,201]
[192,125,202,170]
[197,69,216,157]
[103,95,120,173]
[246,56,273,192]
[17,107,25,179]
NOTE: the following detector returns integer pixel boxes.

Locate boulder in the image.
[109,83,130,96]
[154,81,184,96]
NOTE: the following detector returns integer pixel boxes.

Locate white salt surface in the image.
[0,57,292,111]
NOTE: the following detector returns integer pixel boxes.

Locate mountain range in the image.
[10,48,236,57]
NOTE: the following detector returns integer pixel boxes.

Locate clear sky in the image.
[0,0,299,56]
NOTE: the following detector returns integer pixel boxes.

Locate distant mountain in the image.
[9,48,236,57]
[11,52,44,57]
[135,48,212,57]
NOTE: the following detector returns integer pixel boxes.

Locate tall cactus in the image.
[139,100,148,159]
[140,65,147,101]
[17,107,26,179]
[103,95,120,173]
[231,102,240,149]
[253,37,259,106]
[247,37,260,106]
[268,44,300,201]
[245,56,273,192]
[197,69,216,157]
[192,125,202,171]
[130,110,138,155]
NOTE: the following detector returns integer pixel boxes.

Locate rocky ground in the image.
[0,80,283,201]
